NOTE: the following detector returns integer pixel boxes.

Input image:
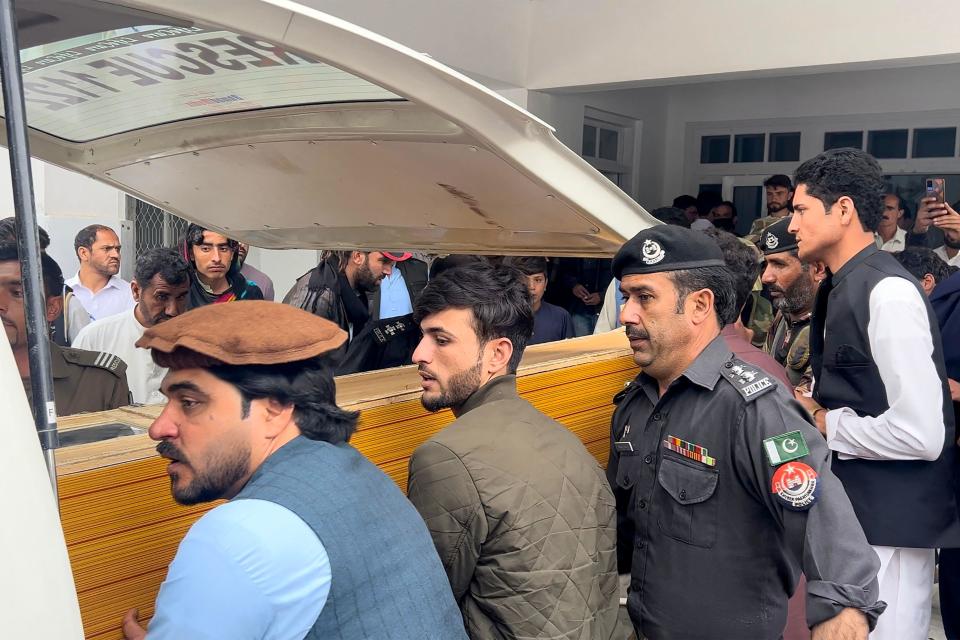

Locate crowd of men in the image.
[3,147,960,639]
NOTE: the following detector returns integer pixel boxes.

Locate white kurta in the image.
[72,308,167,404]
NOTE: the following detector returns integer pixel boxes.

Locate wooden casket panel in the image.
[56,332,634,639]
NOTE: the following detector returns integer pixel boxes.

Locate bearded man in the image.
[283,249,402,357]
[760,216,825,393]
[406,262,620,640]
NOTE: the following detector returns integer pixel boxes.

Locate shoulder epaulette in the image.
[61,347,127,378]
[719,357,776,402]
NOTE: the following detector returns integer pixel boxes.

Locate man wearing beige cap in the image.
[121,301,465,640]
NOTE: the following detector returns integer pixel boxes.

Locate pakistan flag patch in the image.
[763,430,809,466]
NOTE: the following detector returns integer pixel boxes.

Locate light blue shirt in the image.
[378,268,413,319]
[147,499,330,640]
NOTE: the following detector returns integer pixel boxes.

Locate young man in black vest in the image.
[789,148,960,640]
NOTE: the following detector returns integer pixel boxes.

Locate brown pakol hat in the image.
[135,300,348,365]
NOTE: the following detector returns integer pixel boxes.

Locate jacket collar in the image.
[457,374,519,417]
[49,342,71,380]
[832,243,879,285]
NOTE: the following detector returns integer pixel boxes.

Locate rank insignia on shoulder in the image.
[763,430,809,466]
[663,435,716,467]
[720,358,776,401]
[771,461,819,511]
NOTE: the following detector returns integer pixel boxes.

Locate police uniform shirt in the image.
[49,342,130,415]
[608,336,882,639]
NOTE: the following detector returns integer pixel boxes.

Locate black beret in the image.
[613,225,726,279]
[761,216,798,255]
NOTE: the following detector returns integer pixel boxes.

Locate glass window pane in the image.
[698,183,722,195]
[733,186,763,236]
[733,134,765,163]
[700,135,730,164]
[598,128,619,161]
[769,132,801,162]
[913,127,956,158]
[582,125,597,157]
[824,131,863,151]
[867,129,908,159]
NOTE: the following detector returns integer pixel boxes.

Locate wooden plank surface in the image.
[56,332,636,639]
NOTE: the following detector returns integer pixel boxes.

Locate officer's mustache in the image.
[625,327,650,341]
[156,440,188,465]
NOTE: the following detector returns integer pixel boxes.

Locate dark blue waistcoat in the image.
[235,436,467,639]
[811,245,960,548]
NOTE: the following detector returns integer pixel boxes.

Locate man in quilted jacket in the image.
[407,262,620,640]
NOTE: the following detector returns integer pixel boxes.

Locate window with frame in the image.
[913,127,957,158]
[733,134,765,163]
[867,129,908,159]
[127,196,188,255]
[701,135,730,164]
[768,132,801,162]
[824,131,864,151]
[582,109,635,196]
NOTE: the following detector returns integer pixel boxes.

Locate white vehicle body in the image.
[2,1,656,636]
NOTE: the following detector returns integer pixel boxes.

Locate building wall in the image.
[525,0,960,91]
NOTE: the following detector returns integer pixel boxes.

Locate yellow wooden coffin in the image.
[56,331,634,639]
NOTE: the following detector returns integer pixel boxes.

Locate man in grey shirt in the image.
[608,225,884,639]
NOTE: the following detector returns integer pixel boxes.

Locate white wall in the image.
[0,154,124,275]
[527,86,668,208]
[526,0,960,91]
[298,0,533,89]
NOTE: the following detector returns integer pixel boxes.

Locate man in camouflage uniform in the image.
[760,217,824,393]
[747,174,794,243]
[0,243,129,415]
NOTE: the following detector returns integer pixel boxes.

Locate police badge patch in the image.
[641,239,665,265]
[771,462,819,511]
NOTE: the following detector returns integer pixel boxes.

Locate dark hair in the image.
[0,242,64,298]
[414,262,533,373]
[428,254,488,280]
[719,201,738,218]
[668,265,738,327]
[793,148,885,232]
[763,174,793,190]
[74,224,114,260]
[672,195,697,210]
[185,223,239,250]
[0,217,50,250]
[893,247,951,285]
[502,256,548,278]
[703,228,760,314]
[154,348,358,444]
[650,206,691,228]
[134,247,190,287]
[884,192,904,211]
[696,191,723,217]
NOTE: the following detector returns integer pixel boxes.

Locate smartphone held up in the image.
[926,177,946,205]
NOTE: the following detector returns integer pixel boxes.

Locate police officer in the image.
[760,217,824,393]
[607,225,884,640]
[49,342,129,415]
[0,243,130,416]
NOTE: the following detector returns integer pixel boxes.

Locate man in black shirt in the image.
[608,225,883,639]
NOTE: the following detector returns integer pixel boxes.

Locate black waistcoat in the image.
[811,245,960,548]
